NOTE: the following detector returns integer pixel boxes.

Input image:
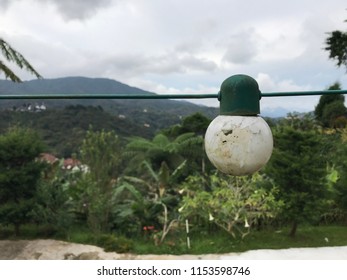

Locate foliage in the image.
[1,223,346,254]
[325,28,347,70]
[265,124,329,236]
[284,112,319,130]
[0,108,215,159]
[114,161,185,244]
[0,38,42,82]
[125,132,203,175]
[141,160,184,244]
[96,234,134,253]
[181,112,211,134]
[75,129,124,233]
[30,162,75,237]
[1,95,346,253]
[179,173,282,238]
[110,179,154,235]
[328,129,347,221]
[314,82,347,128]
[163,112,211,137]
[0,126,45,235]
[161,112,214,174]
[132,225,347,255]
[80,128,123,182]
[0,106,156,157]
[322,102,347,128]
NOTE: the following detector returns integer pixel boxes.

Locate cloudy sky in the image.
[1,0,347,112]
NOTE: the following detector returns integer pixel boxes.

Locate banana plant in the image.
[116,160,186,244]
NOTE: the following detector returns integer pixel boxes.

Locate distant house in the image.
[63,158,89,173]
[35,103,47,112]
[63,158,81,170]
[40,153,59,164]
[39,153,88,172]
[13,102,47,112]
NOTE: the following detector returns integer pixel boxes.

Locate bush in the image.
[96,234,134,253]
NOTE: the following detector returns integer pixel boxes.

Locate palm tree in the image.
[125,132,203,172]
[0,38,42,82]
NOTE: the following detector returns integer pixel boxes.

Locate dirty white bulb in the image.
[205,115,273,176]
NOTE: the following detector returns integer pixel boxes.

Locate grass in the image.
[130,225,347,255]
[1,224,346,255]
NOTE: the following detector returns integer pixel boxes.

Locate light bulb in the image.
[204,74,273,176]
[205,115,273,176]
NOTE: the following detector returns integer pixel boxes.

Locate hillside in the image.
[0,77,218,156]
[0,76,218,118]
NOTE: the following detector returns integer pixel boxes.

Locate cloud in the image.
[102,52,218,76]
[45,0,113,20]
[2,0,346,114]
[222,29,259,64]
[0,0,11,8]
[128,77,220,107]
[0,0,114,20]
[256,73,320,112]
[256,73,311,93]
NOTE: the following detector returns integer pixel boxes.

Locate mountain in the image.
[0,77,220,156]
[261,107,291,118]
[0,76,219,130]
[0,76,156,95]
[0,76,218,119]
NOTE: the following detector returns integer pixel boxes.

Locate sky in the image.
[1,0,347,113]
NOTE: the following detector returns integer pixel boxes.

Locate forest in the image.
[0,89,346,254]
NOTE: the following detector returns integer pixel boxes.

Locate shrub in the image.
[96,234,134,253]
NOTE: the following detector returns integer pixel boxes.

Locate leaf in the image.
[326,167,339,184]
[153,134,170,148]
[171,160,187,179]
[0,60,21,82]
[142,161,159,182]
[114,182,142,202]
[0,38,42,81]
[158,161,170,185]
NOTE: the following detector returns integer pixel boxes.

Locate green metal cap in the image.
[219,74,261,116]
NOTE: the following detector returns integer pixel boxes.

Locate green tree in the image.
[163,112,211,137]
[125,132,203,174]
[181,112,211,135]
[325,27,347,70]
[0,38,42,82]
[76,129,124,233]
[314,82,347,127]
[265,124,328,237]
[0,127,45,235]
[322,102,347,128]
[161,113,212,174]
[30,161,75,237]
